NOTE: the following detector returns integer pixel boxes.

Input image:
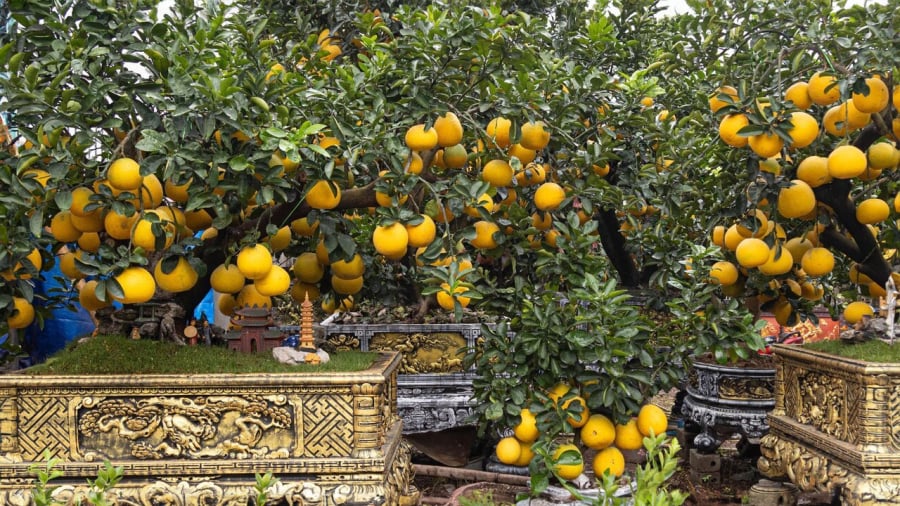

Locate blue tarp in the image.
[23,263,95,364]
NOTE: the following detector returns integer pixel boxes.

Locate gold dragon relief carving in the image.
[718,376,774,400]
[74,394,295,461]
[796,371,846,439]
[369,332,467,374]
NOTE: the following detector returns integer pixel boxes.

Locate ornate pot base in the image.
[758,344,900,506]
[682,359,775,453]
[0,352,419,505]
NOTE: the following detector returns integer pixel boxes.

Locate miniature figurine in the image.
[199,313,212,346]
[159,304,186,345]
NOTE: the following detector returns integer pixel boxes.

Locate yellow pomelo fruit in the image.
[236,244,273,280]
[581,414,616,450]
[856,198,890,225]
[442,143,469,169]
[777,180,816,219]
[593,447,626,478]
[332,253,364,280]
[709,85,738,113]
[552,444,584,481]
[724,224,750,251]
[868,142,898,170]
[773,296,793,326]
[217,293,237,315]
[514,442,535,467]
[758,246,794,276]
[482,159,514,187]
[548,382,570,404]
[562,395,589,428]
[851,77,890,113]
[137,174,164,209]
[254,264,291,296]
[7,297,36,329]
[132,211,175,252]
[78,232,101,253]
[433,111,463,147]
[290,282,320,303]
[164,178,191,204]
[735,238,770,268]
[784,81,812,110]
[514,408,539,443]
[373,222,409,259]
[507,143,536,165]
[436,283,471,310]
[614,418,644,451]
[520,121,551,151]
[637,404,668,437]
[305,180,342,210]
[266,226,292,253]
[210,263,245,293]
[184,210,213,232]
[710,261,739,286]
[291,217,319,237]
[711,225,727,247]
[718,113,750,148]
[807,71,840,106]
[50,210,83,243]
[748,132,784,158]
[293,252,325,284]
[331,274,363,295]
[154,257,198,293]
[485,116,512,149]
[785,111,819,149]
[405,215,437,249]
[464,193,495,218]
[405,123,439,151]
[532,211,553,231]
[796,156,831,188]
[79,280,111,311]
[843,301,874,325]
[470,220,500,249]
[821,101,870,137]
[103,210,138,240]
[112,266,156,304]
[828,145,867,179]
[495,437,522,466]
[69,187,97,217]
[800,247,835,277]
[516,162,547,187]
[534,182,566,211]
[108,157,143,191]
[235,283,272,309]
[59,250,87,279]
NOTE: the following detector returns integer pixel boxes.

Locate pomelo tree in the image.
[5,0,895,489]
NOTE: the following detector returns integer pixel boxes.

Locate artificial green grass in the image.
[27,334,376,375]
[803,339,900,364]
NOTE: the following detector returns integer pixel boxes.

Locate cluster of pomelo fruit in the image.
[494,382,668,483]
[709,71,900,325]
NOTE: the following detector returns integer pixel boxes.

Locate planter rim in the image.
[0,351,401,387]
[689,357,775,374]
[773,343,900,373]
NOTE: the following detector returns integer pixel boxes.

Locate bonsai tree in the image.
[0,0,731,348]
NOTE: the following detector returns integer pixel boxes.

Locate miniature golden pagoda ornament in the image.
[299,293,317,353]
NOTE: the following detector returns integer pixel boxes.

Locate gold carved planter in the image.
[0,352,419,505]
[758,344,900,505]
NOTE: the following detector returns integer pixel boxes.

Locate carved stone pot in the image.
[758,345,900,506]
[0,352,419,505]
[681,355,775,453]
[318,323,486,435]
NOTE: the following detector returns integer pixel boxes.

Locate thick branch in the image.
[814,177,892,287]
[594,208,641,287]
